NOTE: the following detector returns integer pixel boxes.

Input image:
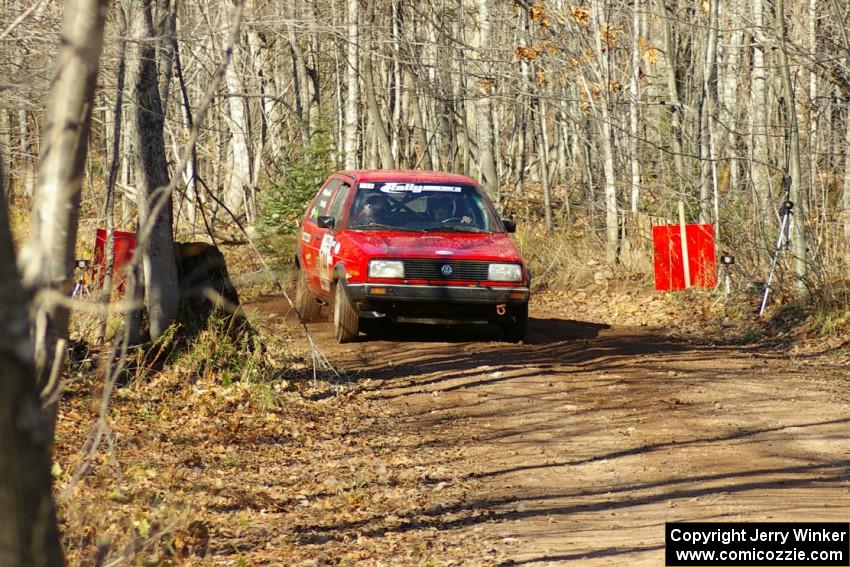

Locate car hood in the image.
[348,231,522,262]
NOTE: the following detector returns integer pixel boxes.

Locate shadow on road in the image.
[360,316,610,345]
[293,454,850,546]
[355,316,697,393]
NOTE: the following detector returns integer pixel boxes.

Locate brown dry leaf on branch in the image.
[569,4,590,25]
[601,23,622,49]
[530,0,550,28]
[515,45,539,62]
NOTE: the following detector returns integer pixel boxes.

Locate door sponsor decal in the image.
[318,233,335,291]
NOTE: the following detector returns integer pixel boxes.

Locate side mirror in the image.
[503,219,517,233]
[317,215,335,229]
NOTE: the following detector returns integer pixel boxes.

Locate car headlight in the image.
[369,259,404,278]
[488,263,522,282]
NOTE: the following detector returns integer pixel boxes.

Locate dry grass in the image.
[513,222,655,293]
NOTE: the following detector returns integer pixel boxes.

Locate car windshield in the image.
[348,182,500,232]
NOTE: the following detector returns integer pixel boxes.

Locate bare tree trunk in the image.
[749,0,770,225]
[287,0,312,144]
[494,101,505,200]
[515,8,530,194]
[656,0,686,182]
[515,102,528,194]
[0,111,11,195]
[172,16,200,232]
[261,60,283,159]
[834,0,850,247]
[719,0,742,192]
[844,109,850,246]
[128,0,180,340]
[424,14,444,171]
[537,97,553,230]
[807,0,818,214]
[333,0,345,168]
[591,0,620,265]
[3,0,108,559]
[97,7,128,344]
[699,0,719,224]
[157,0,175,116]
[306,0,321,135]
[406,66,432,170]
[17,104,36,197]
[343,0,359,169]
[224,38,252,218]
[362,2,395,169]
[629,0,641,213]
[120,103,134,218]
[391,0,403,164]
[18,0,108,392]
[0,163,64,567]
[475,0,498,196]
[245,21,263,217]
[776,0,807,293]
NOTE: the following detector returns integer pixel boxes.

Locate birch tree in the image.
[17,0,108,391]
[590,0,621,264]
[719,0,742,193]
[0,0,105,559]
[628,0,641,213]
[749,0,771,223]
[224,28,253,218]
[475,0,498,197]
[698,0,719,225]
[0,111,11,193]
[342,0,359,169]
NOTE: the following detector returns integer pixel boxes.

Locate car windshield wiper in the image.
[422,225,488,233]
[350,223,415,231]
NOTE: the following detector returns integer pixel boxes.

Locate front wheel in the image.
[501,303,528,343]
[333,282,360,343]
[294,269,322,322]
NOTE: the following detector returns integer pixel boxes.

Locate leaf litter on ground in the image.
[55,314,510,566]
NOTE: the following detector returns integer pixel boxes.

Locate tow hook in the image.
[496,304,507,316]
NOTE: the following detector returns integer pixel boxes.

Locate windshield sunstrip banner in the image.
[359,182,464,193]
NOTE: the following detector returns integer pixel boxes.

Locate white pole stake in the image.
[678,201,691,289]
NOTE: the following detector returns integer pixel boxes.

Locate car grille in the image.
[402,259,490,281]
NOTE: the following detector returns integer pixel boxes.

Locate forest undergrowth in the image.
[49,219,850,565]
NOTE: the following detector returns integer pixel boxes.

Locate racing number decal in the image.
[318,233,335,291]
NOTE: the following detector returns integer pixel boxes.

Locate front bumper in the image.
[344,282,529,322]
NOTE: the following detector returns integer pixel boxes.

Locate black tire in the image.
[333,282,360,343]
[295,269,322,322]
[501,303,528,343]
[359,318,385,337]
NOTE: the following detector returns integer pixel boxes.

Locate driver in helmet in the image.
[428,195,472,224]
[355,194,391,225]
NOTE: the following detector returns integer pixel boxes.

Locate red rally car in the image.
[294,169,530,343]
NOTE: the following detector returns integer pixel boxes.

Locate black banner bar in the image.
[666,522,849,566]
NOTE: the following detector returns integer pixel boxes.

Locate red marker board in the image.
[652,224,716,291]
[93,228,137,294]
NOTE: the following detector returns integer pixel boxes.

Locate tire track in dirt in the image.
[277,298,850,565]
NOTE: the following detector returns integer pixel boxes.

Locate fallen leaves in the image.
[55,352,504,565]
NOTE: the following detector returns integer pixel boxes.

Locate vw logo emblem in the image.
[440,264,453,277]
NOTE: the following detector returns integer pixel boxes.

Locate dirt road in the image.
[300,300,850,565]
